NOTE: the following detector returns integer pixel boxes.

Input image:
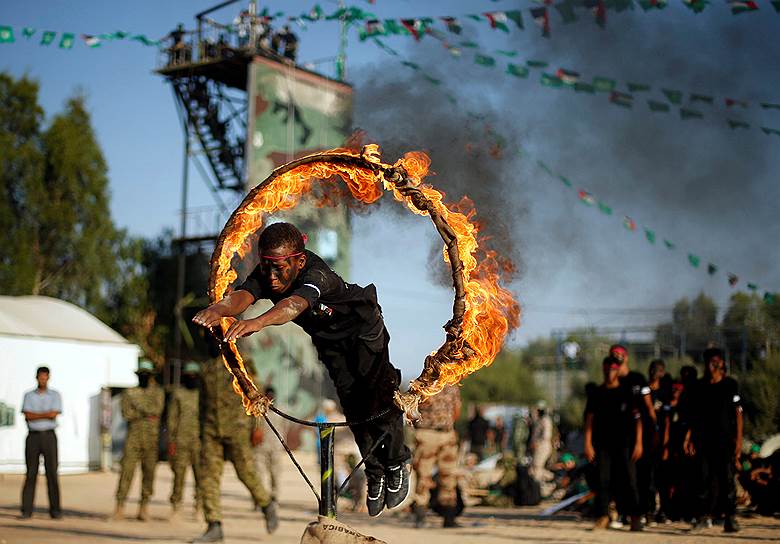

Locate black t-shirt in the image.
[689,376,741,446]
[585,383,639,450]
[469,415,489,447]
[236,250,383,346]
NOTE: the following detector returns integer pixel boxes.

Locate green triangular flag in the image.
[606,0,635,11]
[707,263,718,275]
[555,2,578,23]
[40,30,56,46]
[0,26,14,43]
[526,60,548,68]
[541,73,563,88]
[662,89,683,104]
[663,239,675,250]
[761,126,780,136]
[496,50,518,57]
[648,100,670,112]
[423,74,441,85]
[688,254,701,268]
[639,0,669,9]
[747,282,758,291]
[575,82,595,93]
[459,40,479,48]
[727,119,750,129]
[537,160,554,175]
[130,34,158,46]
[760,102,780,110]
[401,60,421,70]
[506,64,529,78]
[59,32,75,49]
[691,93,714,104]
[764,292,776,304]
[559,176,573,187]
[645,229,656,244]
[610,91,633,108]
[22,27,35,39]
[466,14,483,22]
[475,54,496,67]
[680,108,704,120]
[506,10,524,29]
[593,77,616,92]
[598,202,613,215]
[627,82,651,93]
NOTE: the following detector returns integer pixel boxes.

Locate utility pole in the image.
[173,114,191,388]
[336,0,347,80]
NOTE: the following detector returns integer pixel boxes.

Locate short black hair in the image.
[259,222,304,254]
[36,366,50,376]
[702,347,724,364]
[648,359,665,379]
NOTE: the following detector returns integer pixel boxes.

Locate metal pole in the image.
[336,0,347,80]
[554,332,563,410]
[319,424,337,518]
[173,117,190,387]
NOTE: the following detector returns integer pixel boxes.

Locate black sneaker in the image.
[192,522,224,543]
[262,501,279,534]
[366,474,386,517]
[690,517,712,531]
[724,516,741,533]
[384,464,409,509]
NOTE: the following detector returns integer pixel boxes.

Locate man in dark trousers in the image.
[20,366,62,519]
[468,405,489,461]
[193,222,411,518]
[685,347,743,533]
[584,356,643,532]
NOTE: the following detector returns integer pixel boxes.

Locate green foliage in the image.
[459,348,543,408]
[738,354,780,439]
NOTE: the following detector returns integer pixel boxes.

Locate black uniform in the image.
[620,371,657,516]
[688,376,741,519]
[238,250,410,478]
[585,383,641,518]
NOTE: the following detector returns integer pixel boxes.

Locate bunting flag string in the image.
[0,25,161,48]
[533,156,774,299]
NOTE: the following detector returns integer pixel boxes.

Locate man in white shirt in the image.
[20,366,63,519]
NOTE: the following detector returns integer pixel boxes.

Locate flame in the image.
[210,146,520,415]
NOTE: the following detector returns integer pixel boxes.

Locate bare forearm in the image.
[644,395,657,424]
[213,290,255,317]
[735,408,743,451]
[24,411,59,421]
[256,296,308,328]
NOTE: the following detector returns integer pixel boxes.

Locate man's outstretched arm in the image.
[224,295,309,341]
[192,290,256,328]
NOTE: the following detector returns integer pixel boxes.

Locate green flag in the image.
[639,0,668,9]
[627,82,651,93]
[506,10,524,29]
[0,26,13,43]
[40,31,56,46]
[747,282,758,291]
[22,27,35,39]
[555,2,578,23]
[773,0,780,11]
[727,119,750,129]
[598,202,613,215]
[507,64,529,78]
[610,91,633,108]
[423,74,441,85]
[459,40,479,48]
[662,89,683,104]
[663,239,675,250]
[541,73,563,88]
[606,0,635,11]
[59,32,75,49]
[475,54,496,67]
[559,176,573,187]
[762,127,780,136]
[683,0,710,13]
[130,34,158,46]
[707,263,718,275]
[537,160,554,175]
[593,77,616,92]
[648,100,670,112]
[401,60,421,70]
[575,82,595,94]
[644,229,656,244]
[526,60,548,69]
[496,50,518,57]
[680,108,704,120]
[466,14,483,22]
[764,292,776,304]
[760,102,780,110]
[688,254,700,268]
[691,93,714,104]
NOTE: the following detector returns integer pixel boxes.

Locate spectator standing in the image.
[167,361,202,518]
[411,385,462,528]
[529,401,554,483]
[20,366,62,519]
[252,386,283,501]
[584,356,643,532]
[510,409,530,461]
[494,416,508,452]
[468,405,489,460]
[685,348,743,533]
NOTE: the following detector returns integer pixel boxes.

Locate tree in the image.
[459,348,543,408]
[656,292,718,360]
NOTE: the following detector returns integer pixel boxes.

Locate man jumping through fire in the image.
[193,222,411,517]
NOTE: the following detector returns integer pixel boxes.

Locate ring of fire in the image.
[207,144,520,422]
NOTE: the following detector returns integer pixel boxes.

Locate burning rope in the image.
[207,144,519,423]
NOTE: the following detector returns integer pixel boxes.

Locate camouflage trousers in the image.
[116,431,159,504]
[254,444,281,498]
[413,429,459,508]
[170,443,202,507]
[200,428,271,523]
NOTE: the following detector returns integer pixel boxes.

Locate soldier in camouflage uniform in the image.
[411,384,462,528]
[113,359,165,521]
[167,361,202,517]
[192,352,278,543]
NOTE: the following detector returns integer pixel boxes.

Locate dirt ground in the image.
[1,452,778,544]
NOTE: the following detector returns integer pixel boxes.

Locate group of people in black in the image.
[584,344,744,532]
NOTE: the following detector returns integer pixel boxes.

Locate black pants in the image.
[636,442,659,515]
[695,446,736,519]
[594,445,640,518]
[21,430,61,516]
[316,328,410,479]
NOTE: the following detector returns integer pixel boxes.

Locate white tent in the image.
[0,296,139,474]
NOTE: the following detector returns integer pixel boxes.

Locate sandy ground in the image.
[1,452,778,544]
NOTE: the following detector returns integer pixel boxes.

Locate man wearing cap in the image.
[113,359,165,521]
[167,361,202,518]
[584,356,644,532]
[685,347,743,533]
[20,366,63,519]
[193,340,277,543]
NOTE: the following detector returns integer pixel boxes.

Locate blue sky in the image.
[2,1,779,378]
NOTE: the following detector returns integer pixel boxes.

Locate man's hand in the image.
[631,443,644,462]
[167,442,176,458]
[225,318,264,342]
[684,439,696,457]
[584,442,596,463]
[193,305,226,328]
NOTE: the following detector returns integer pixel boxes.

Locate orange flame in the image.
[212,146,520,414]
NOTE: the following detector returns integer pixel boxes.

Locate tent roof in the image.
[0,296,130,345]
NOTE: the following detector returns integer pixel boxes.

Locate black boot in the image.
[724,516,741,533]
[442,506,460,528]
[192,522,223,543]
[412,503,426,528]
[262,501,279,534]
